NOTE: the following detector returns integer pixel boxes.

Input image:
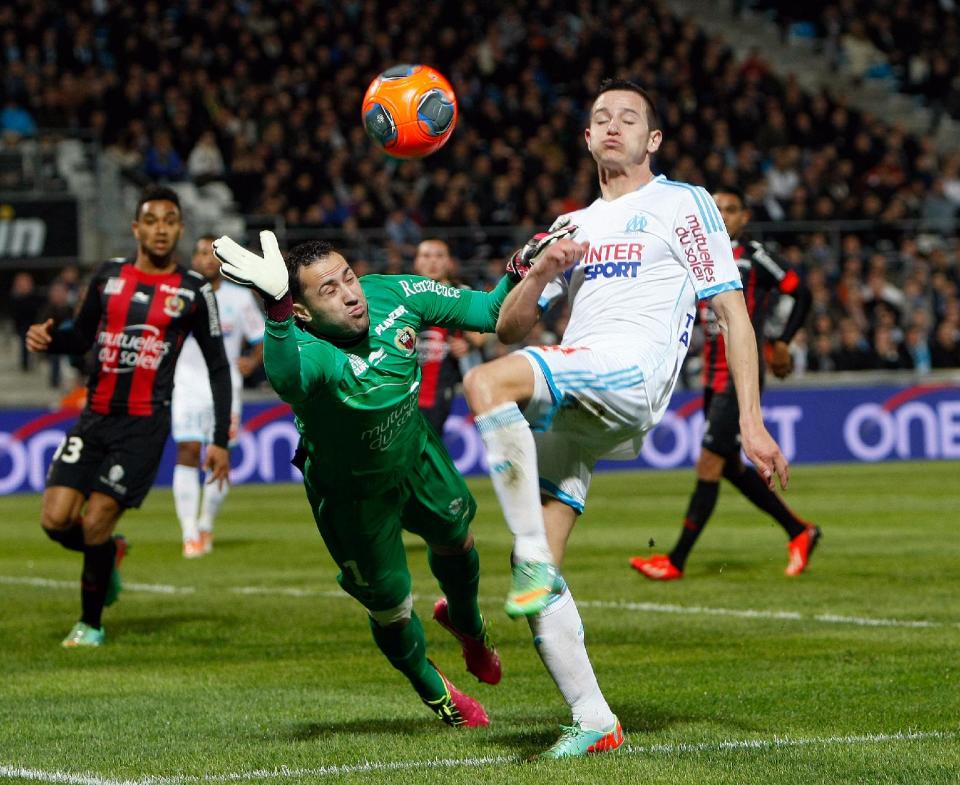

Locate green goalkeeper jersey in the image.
[263,273,513,493]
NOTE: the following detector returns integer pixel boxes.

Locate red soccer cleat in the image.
[423,661,490,727]
[629,553,684,581]
[433,597,502,685]
[786,525,821,576]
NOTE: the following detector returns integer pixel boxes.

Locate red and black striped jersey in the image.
[416,325,462,409]
[700,240,804,394]
[47,259,233,444]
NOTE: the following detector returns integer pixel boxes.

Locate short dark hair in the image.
[594,78,660,131]
[135,185,181,220]
[286,240,337,300]
[713,185,747,206]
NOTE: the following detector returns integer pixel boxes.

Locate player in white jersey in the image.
[463,79,789,758]
[172,236,265,557]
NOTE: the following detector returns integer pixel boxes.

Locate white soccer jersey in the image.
[539,174,742,410]
[174,281,265,400]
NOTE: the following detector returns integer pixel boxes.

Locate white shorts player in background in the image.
[172,235,265,558]
[463,78,789,759]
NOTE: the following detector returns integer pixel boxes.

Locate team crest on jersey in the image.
[394,326,417,355]
[625,214,648,233]
[163,295,185,318]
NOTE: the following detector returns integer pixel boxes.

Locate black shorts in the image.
[46,409,171,508]
[700,388,741,458]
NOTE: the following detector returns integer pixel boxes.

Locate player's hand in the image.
[534,238,589,279]
[236,356,257,377]
[740,419,789,491]
[770,340,794,379]
[204,445,231,490]
[506,217,579,282]
[25,318,54,353]
[448,335,471,359]
[214,230,289,301]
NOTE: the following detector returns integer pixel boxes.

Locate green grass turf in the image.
[1,462,958,784]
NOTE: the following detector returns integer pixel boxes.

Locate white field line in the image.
[0,730,956,785]
[2,574,955,630]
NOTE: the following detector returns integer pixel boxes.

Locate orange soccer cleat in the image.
[629,553,684,581]
[786,525,822,576]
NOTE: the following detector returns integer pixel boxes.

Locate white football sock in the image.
[173,465,200,541]
[474,403,553,564]
[528,587,616,732]
[198,476,229,533]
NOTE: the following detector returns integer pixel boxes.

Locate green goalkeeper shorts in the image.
[303,424,477,612]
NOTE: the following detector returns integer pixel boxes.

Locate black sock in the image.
[669,480,720,570]
[723,463,806,539]
[44,525,85,552]
[80,540,116,629]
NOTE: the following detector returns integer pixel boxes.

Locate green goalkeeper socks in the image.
[428,546,483,637]
[369,611,445,702]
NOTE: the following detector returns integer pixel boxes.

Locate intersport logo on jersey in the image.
[97,324,172,373]
[579,242,644,280]
[675,214,715,283]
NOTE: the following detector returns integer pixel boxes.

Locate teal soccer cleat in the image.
[535,718,625,759]
[504,560,564,618]
[61,621,105,648]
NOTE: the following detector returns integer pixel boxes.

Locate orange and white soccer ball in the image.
[361,64,458,158]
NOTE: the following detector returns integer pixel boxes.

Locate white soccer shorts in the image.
[519,344,660,513]
[171,384,242,446]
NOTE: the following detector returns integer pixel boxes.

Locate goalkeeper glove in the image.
[506,216,578,283]
[214,230,289,301]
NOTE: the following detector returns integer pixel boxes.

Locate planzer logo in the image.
[374,304,407,336]
[394,326,417,355]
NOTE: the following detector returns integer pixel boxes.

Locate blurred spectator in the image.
[187,130,225,185]
[10,271,42,371]
[832,317,878,370]
[873,326,911,370]
[36,280,74,388]
[144,130,184,182]
[0,98,37,138]
[930,321,960,368]
[904,324,933,374]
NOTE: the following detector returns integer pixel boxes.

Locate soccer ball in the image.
[361,64,458,159]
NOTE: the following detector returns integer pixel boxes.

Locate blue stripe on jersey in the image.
[553,369,645,390]
[539,478,585,513]
[661,179,721,233]
[697,280,743,300]
[701,187,727,234]
[247,336,264,345]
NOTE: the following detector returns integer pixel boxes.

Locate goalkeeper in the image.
[212,229,578,727]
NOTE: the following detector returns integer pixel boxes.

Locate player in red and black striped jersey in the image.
[631,187,820,581]
[26,185,232,648]
[413,239,486,436]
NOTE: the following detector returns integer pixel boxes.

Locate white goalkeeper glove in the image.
[506,216,578,282]
[214,230,289,301]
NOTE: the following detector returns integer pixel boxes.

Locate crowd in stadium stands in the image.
[1,0,958,373]
[751,0,960,125]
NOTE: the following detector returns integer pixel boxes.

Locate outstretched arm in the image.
[711,288,789,490]
[496,239,586,344]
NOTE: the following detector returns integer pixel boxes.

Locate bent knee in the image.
[368,594,414,627]
[429,532,474,556]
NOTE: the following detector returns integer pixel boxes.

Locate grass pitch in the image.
[1,462,958,784]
